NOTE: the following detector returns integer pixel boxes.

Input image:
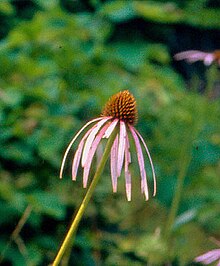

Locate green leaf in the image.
[185,8,220,28]
[134,1,183,23]
[98,1,135,22]
[174,208,197,229]
[0,1,14,15]
[27,191,65,219]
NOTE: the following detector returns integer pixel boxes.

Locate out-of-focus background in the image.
[0,1,220,265]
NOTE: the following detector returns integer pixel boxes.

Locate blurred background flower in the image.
[174,50,220,66]
[195,248,220,265]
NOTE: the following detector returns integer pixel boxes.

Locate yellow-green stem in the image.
[205,64,219,98]
[164,150,191,239]
[52,127,118,266]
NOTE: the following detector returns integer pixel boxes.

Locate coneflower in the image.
[53,90,157,265]
[60,90,156,201]
[174,49,220,66]
[195,248,220,265]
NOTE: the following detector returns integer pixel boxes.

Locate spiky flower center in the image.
[102,90,138,125]
[214,50,220,60]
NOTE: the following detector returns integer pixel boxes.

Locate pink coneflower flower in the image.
[195,249,220,265]
[60,90,156,201]
[174,50,220,66]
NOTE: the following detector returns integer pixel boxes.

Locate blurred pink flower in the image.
[195,249,220,265]
[60,90,156,201]
[174,50,220,66]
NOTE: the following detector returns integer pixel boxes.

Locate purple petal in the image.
[81,117,110,168]
[117,121,126,177]
[111,134,119,192]
[72,127,93,180]
[125,134,131,201]
[82,123,110,188]
[103,119,118,138]
[129,126,149,201]
[133,127,157,197]
[195,249,220,264]
[174,50,208,61]
[204,54,214,66]
[60,117,104,179]
[126,133,131,163]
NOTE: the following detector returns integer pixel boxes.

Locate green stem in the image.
[60,230,76,266]
[52,128,118,266]
[164,142,192,239]
[0,205,32,263]
[205,64,218,99]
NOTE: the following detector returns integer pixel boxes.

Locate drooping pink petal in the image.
[72,127,93,180]
[174,50,208,62]
[129,125,149,201]
[195,249,220,264]
[60,117,104,179]
[103,119,119,138]
[81,117,111,168]
[83,123,110,188]
[111,135,118,193]
[117,121,126,177]
[125,133,131,201]
[204,53,214,66]
[95,143,104,168]
[126,133,131,164]
[133,127,157,197]
[204,255,220,264]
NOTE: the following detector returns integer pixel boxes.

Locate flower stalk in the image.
[164,150,191,239]
[164,129,193,240]
[52,127,118,266]
[53,90,157,265]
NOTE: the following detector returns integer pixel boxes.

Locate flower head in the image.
[60,90,156,201]
[195,249,220,265]
[174,50,220,66]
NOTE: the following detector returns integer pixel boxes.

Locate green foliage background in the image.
[0,0,220,265]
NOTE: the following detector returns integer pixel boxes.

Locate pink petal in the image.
[83,123,110,188]
[103,119,119,138]
[111,134,119,193]
[204,54,214,66]
[204,255,220,264]
[129,126,149,201]
[134,127,157,197]
[174,50,208,61]
[59,117,104,179]
[125,134,131,201]
[126,133,131,163]
[95,143,104,168]
[195,249,220,264]
[81,117,110,167]
[117,121,126,177]
[72,127,93,180]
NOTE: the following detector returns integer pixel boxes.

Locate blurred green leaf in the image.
[27,191,65,219]
[0,1,14,15]
[174,208,197,229]
[134,1,183,23]
[98,1,135,22]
